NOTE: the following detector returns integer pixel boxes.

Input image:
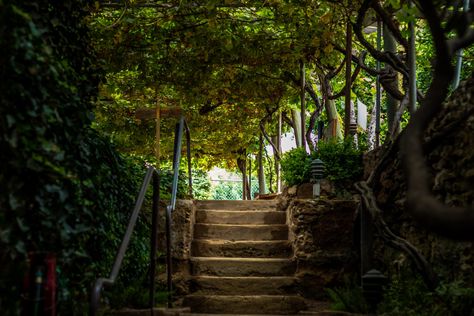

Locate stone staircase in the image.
[183,200,306,315]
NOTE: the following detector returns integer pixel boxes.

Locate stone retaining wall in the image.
[279,187,358,299]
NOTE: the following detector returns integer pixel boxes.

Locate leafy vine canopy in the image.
[88,0,356,168]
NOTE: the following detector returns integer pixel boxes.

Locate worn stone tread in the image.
[194,223,288,241]
[190,276,297,295]
[195,200,278,211]
[183,294,306,314]
[190,257,296,277]
[191,239,292,258]
[196,210,286,225]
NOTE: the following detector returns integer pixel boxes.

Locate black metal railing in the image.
[90,116,192,315]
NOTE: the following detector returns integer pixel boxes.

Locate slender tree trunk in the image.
[375,19,382,147]
[408,0,417,115]
[344,22,353,138]
[272,135,281,193]
[384,24,400,138]
[248,158,252,199]
[292,109,302,147]
[300,61,306,150]
[258,133,266,195]
[325,99,343,140]
[277,113,282,192]
[237,154,248,200]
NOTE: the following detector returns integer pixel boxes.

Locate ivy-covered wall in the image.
[0,1,149,313]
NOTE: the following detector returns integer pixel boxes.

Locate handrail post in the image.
[170,117,184,210]
[184,121,193,198]
[149,171,160,315]
[166,205,173,308]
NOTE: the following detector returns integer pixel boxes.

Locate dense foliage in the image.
[280,138,364,187]
[88,0,351,168]
[0,1,151,313]
[313,138,364,182]
[280,147,312,186]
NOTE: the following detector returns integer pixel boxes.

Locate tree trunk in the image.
[237,154,249,200]
[271,135,281,193]
[300,60,306,150]
[258,133,266,195]
[383,24,400,138]
[292,109,302,147]
[344,22,353,138]
[325,99,343,140]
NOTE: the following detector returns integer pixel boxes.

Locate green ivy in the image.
[0,1,152,313]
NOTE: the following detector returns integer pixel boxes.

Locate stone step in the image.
[191,240,292,258]
[104,307,191,316]
[195,200,278,211]
[190,276,297,295]
[190,257,296,277]
[193,224,288,241]
[183,295,306,315]
[196,210,286,225]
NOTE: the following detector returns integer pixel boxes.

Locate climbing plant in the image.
[0,1,151,313]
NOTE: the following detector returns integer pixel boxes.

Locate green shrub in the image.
[313,138,364,182]
[280,139,364,187]
[280,147,312,186]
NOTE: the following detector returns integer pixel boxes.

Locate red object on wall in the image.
[44,253,56,316]
[22,252,57,316]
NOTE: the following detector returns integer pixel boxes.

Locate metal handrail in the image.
[90,115,192,315]
[90,166,159,315]
[165,116,192,307]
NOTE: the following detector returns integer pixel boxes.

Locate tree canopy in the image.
[89,0,356,168]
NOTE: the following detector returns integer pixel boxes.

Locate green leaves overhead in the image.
[89,0,348,166]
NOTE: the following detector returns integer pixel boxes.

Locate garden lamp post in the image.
[362,269,387,314]
[311,158,325,198]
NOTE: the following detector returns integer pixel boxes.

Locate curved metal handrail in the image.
[164,116,192,307]
[90,115,192,315]
[90,166,157,315]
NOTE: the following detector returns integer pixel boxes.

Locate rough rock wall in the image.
[157,200,196,296]
[280,188,358,299]
[363,78,474,285]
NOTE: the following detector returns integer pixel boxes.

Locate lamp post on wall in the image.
[311,158,325,198]
[362,269,387,314]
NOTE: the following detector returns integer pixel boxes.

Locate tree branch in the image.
[328,63,362,100]
[371,0,409,50]
[260,106,281,161]
[355,181,439,289]
[353,0,409,77]
[400,0,474,240]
